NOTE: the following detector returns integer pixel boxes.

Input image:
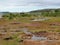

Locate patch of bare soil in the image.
[23,40,60,45]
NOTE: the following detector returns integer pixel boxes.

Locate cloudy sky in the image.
[0,0,60,12]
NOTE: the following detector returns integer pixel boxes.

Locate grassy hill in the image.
[28,8,60,17]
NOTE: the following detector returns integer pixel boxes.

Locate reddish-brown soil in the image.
[23,40,60,45]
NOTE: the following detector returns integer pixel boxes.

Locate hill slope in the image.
[28,8,60,17]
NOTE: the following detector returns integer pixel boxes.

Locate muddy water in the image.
[31,35,47,40]
[22,28,47,40]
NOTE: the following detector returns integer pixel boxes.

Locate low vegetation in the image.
[0,8,60,45]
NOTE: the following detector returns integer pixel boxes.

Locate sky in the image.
[0,0,60,12]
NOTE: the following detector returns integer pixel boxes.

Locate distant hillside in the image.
[30,9,60,13]
[0,12,9,14]
[28,8,60,17]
